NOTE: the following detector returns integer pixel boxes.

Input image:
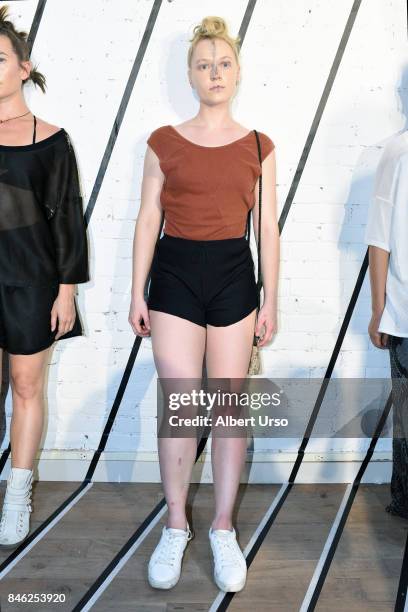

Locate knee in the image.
[11,372,42,402]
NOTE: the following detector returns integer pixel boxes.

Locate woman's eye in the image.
[199,64,208,70]
[222,62,231,68]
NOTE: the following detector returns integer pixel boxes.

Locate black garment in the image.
[147,233,258,328]
[386,335,408,519]
[0,117,89,354]
[0,122,89,287]
[0,283,82,355]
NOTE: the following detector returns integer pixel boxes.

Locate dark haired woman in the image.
[0,6,89,548]
[129,16,279,592]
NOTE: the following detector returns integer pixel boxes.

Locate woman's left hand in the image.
[255,301,277,347]
[51,285,76,339]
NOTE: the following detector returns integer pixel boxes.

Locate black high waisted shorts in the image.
[0,284,83,355]
[147,233,258,328]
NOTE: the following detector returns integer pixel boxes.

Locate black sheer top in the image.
[0,117,89,287]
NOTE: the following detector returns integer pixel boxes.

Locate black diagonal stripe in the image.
[395,533,408,611]
[71,498,167,611]
[84,336,142,481]
[304,394,393,611]
[238,0,257,40]
[26,0,47,55]
[288,251,368,483]
[84,0,162,227]
[279,0,362,232]
[0,0,48,474]
[0,480,89,575]
[0,443,9,475]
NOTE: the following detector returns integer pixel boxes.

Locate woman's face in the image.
[189,37,240,105]
[0,34,31,99]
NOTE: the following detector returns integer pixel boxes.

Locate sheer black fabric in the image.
[0,129,89,287]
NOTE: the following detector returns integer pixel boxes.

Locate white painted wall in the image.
[1,0,406,481]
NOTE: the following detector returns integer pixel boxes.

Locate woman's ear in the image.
[20,58,32,82]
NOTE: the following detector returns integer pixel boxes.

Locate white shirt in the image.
[364,131,408,338]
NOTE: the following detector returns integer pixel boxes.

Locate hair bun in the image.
[197,16,227,37]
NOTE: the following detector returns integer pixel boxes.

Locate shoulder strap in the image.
[253,129,262,310]
[32,115,37,144]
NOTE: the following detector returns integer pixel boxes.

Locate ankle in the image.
[7,467,33,488]
[211,517,233,531]
[166,515,188,530]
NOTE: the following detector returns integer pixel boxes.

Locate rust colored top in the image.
[146,124,275,240]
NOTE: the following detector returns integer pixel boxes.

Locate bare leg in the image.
[149,310,206,529]
[9,347,51,469]
[206,308,256,530]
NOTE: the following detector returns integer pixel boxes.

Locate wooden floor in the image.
[0,482,406,611]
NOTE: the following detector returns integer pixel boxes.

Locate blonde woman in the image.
[129,16,278,592]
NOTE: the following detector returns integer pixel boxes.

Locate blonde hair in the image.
[188,16,241,68]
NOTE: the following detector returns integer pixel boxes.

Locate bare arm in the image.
[129,145,164,336]
[252,148,279,346]
[367,245,390,349]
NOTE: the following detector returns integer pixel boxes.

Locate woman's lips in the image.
[210,86,224,91]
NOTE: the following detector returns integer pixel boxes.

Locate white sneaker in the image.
[209,526,247,592]
[0,467,33,548]
[148,521,194,589]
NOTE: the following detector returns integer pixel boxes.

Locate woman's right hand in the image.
[129,296,151,337]
[368,311,388,349]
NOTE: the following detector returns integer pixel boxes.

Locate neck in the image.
[195,104,234,129]
[0,91,30,121]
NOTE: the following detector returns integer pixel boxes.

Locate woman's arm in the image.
[252,148,279,346]
[368,245,390,349]
[47,138,89,338]
[129,145,164,336]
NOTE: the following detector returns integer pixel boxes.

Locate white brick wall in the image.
[1,0,406,477]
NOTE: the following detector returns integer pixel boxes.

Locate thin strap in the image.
[245,130,262,314]
[32,115,37,144]
[253,129,263,311]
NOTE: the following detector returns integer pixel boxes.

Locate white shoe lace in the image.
[155,529,188,567]
[0,487,32,536]
[212,533,243,568]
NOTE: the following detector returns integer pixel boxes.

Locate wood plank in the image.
[228,484,347,611]
[316,484,408,611]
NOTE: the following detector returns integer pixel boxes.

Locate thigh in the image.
[9,346,51,390]
[149,310,207,378]
[205,307,256,378]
